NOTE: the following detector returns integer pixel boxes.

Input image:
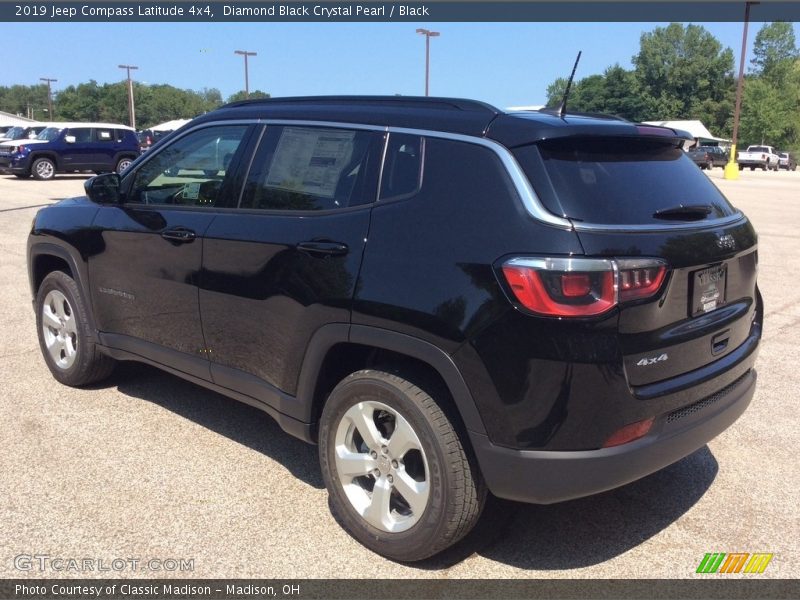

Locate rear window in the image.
[513,137,737,225]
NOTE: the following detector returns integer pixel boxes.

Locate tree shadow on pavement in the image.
[110,361,324,489]
[416,445,718,570]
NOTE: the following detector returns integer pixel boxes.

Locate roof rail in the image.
[222,95,501,114]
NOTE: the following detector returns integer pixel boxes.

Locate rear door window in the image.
[240,125,381,211]
[513,137,737,225]
[95,128,115,143]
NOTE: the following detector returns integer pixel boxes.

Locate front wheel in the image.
[318,370,486,561]
[32,157,56,180]
[36,271,115,386]
[116,157,134,173]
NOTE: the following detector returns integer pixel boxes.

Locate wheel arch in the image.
[29,151,62,170]
[296,324,487,442]
[28,243,98,339]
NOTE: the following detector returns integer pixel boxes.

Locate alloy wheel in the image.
[334,400,430,532]
[41,290,78,369]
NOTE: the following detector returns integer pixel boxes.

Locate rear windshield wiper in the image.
[653,204,713,221]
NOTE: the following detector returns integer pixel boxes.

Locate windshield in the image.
[3,127,24,139]
[513,137,737,225]
[749,146,770,153]
[36,127,63,141]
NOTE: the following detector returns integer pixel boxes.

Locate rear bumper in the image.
[471,369,756,504]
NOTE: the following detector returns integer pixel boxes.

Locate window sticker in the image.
[182,182,201,200]
[266,128,356,198]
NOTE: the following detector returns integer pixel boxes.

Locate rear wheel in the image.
[32,157,56,180]
[36,271,115,386]
[319,369,486,561]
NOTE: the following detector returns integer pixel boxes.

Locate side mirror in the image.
[84,173,121,204]
[64,135,76,144]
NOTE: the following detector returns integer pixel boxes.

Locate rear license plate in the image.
[691,264,727,316]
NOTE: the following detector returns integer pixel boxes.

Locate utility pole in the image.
[415,29,440,96]
[724,2,757,181]
[234,50,257,98]
[40,77,57,120]
[118,64,139,130]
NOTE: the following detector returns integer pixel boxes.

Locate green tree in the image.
[225,90,270,103]
[632,23,735,132]
[738,77,792,146]
[751,22,799,85]
[544,77,568,108]
[545,65,647,121]
[0,84,50,119]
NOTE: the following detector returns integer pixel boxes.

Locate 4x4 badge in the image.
[637,353,668,366]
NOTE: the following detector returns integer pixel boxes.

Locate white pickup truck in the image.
[737,145,780,171]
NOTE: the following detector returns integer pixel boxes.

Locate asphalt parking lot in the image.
[0,169,798,579]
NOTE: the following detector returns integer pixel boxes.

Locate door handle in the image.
[296,241,349,257]
[161,228,196,243]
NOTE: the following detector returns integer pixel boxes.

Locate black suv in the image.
[27,97,761,561]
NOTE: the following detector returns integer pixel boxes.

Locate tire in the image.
[35,271,115,387]
[32,157,56,180]
[116,157,134,173]
[761,164,767,171]
[318,369,486,562]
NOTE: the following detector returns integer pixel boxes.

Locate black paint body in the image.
[27,97,762,503]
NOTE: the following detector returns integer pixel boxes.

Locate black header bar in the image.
[3,1,800,22]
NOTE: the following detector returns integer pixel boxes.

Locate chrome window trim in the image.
[142,118,746,232]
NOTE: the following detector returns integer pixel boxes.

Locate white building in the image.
[0,111,38,128]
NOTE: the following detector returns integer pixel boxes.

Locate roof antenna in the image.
[557,51,582,118]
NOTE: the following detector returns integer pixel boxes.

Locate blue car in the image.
[0,122,139,180]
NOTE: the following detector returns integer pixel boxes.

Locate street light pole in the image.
[118,64,139,130]
[234,50,257,98]
[416,29,440,96]
[40,77,57,119]
[725,2,757,181]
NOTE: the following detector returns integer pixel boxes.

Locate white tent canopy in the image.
[149,118,192,132]
[642,120,729,144]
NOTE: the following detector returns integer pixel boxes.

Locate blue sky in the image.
[3,21,800,108]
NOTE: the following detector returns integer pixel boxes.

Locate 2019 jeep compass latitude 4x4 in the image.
[28,97,761,561]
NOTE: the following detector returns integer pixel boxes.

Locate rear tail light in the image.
[501,257,667,318]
